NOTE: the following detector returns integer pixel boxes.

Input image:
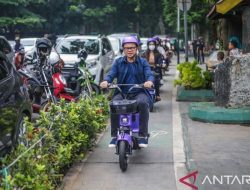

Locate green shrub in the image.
[174,60,212,89]
[0,95,109,190]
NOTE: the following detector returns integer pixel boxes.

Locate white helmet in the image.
[49,52,60,66]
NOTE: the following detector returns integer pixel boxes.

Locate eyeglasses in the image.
[123,46,137,51]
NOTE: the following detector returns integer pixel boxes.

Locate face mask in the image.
[148,45,155,51]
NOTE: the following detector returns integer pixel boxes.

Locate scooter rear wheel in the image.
[119,141,128,172]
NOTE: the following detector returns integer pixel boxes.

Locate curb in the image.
[176,86,214,102]
[58,123,110,190]
[181,113,205,190]
[189,102,250,124]
[181,113,197,172]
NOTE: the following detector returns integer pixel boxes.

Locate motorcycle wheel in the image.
[119,141,128,172]
[90,83,100,95]
[80,83,100,98]
[41,100,52,112]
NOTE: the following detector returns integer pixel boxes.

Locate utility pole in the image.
[177,0,191,62]
[183,0,188,62]
[177,6,180,64]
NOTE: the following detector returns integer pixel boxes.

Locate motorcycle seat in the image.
[64,87,78,96]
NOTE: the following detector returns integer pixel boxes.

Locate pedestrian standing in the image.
[228,38,240,56]
[192,39,197,59]
[196,37,205,64]
[14,37,24,53]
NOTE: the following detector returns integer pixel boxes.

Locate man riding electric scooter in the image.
[100,36,154,148]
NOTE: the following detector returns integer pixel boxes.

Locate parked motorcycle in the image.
[61,49,100,99]
[49,52,76,101]
[19,56,57,112]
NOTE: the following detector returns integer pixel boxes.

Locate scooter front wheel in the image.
[119,141,128,172]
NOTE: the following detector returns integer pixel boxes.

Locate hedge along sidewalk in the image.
[0,97,109,190]
[0,113,61,190]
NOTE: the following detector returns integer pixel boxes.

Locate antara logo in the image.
[179,171,198,190]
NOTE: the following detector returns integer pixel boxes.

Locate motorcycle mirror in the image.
[78,49,88,61]
[102,48,108,56]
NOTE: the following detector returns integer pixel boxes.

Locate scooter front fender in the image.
[117,133,132,146]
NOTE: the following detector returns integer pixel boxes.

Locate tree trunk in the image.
[242,6,250,53]
[221,19,228,50]
[159,16,165,35]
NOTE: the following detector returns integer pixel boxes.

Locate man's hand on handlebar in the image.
[144,81,153,88]
[100,81,109,89]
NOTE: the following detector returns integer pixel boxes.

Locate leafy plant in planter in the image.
[0,95,109,190]
[174,61,212,89]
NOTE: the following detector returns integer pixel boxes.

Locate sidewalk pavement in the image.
[178,94,250,190]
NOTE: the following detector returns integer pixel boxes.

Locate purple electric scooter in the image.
[109,84,151,172]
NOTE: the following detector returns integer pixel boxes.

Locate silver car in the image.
[107,36,122,59]
[55,35,115,84]
[20,38,38,52]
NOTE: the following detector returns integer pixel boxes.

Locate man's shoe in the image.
[156,96,161,102]
[138,137,148,148]
[108,137,117,148]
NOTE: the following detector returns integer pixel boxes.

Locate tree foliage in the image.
[0,0,215,38]
[163,0,215,36]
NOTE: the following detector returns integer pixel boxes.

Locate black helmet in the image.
[78,49,88,61]
[36,38,52,58]
[45,33,57,46]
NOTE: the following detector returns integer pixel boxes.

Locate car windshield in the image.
[21,39,36,46]
[56,38,99,55]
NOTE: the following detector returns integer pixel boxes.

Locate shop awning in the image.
[207,0,243,19]
[216,0,242,14]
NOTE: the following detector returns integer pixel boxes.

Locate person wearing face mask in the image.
[141,38,163,101]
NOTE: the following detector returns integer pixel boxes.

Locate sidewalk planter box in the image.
[176,86,214,102]
[189,102,250,124]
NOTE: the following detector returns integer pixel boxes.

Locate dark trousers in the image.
[111,92,149,137]
[154,75,160,97]
[197,50,204,64]
[152,67,161,97]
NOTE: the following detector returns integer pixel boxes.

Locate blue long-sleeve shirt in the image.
[104,56,154,94]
